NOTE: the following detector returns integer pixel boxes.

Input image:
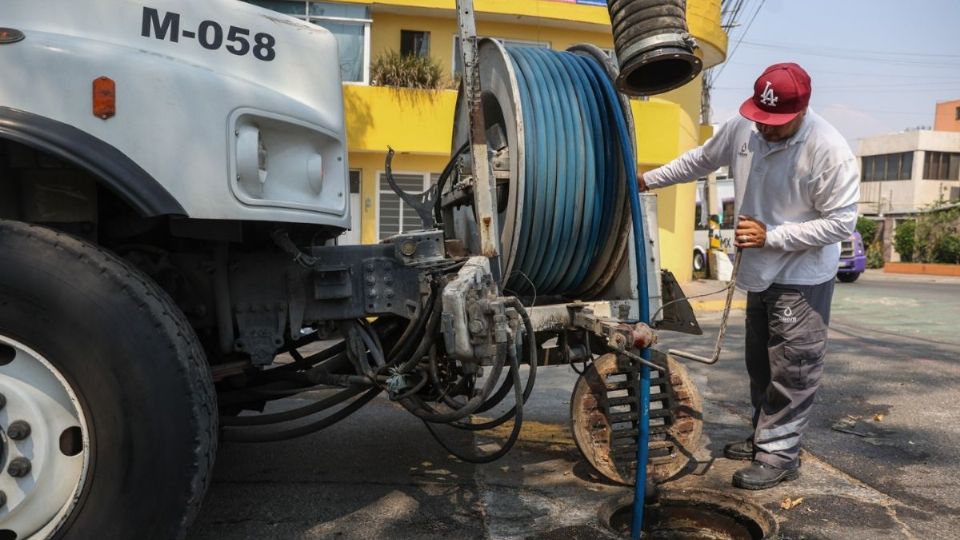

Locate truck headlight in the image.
[237,124,268,197]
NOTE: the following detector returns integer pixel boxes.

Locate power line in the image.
[736,42,960,68]
[703,0,764,122]
[712,0,765,80]
[740,39,960,59]
[711,86,960,95]
[724,61,960,80]
[713,81,960,90]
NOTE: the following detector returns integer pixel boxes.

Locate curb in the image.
[691,299,747,313]
[884,262,960,277]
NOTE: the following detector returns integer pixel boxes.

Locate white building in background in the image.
[858,130,960,216]
[857,129,960,261]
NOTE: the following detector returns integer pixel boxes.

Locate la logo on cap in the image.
[759,81,778,107]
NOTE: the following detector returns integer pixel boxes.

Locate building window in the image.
[401,30,430,58]
[378,172,439,240]
[923,151,960,181]
[720,199,735,229]
[452,37,551,75]
[695,199,734,229]
[955,106,960,121]
[861,152,913,182]
[349,169,361,194]
[244,1,371,84]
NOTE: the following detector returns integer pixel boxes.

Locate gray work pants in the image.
[745,279,834,468]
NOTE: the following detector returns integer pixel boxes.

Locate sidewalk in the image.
[678,278,746,314]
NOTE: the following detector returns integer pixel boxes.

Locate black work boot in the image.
[732,460,800,490]
[722,437,754,461]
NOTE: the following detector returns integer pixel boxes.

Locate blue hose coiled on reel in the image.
[505,47,624,297]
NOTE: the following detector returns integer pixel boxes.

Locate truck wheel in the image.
[692,250,706,273]
[0,220,217,540]
[837,272,860,283]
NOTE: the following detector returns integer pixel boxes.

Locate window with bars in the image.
[243,1,371,83]
[378,173,440,240]
[923,151,960,181]
[861,152,914,182]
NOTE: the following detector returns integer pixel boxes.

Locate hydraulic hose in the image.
[220,386,381,443]
[220,384,365,427]
[399,350,506,424]
[395,297,507,423]
[422,327,526,463]
[450,298,537,430]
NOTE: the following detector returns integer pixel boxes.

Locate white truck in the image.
[692,173,735,274]
[0,1,705,538]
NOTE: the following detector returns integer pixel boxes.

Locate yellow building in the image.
[245,0,727,282]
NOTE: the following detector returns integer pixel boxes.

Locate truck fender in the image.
[0,107,185,217]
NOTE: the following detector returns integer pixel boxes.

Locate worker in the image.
[638,63,860,490]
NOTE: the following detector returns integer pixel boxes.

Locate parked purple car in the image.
[837,231,867,282]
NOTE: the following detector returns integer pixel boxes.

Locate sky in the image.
[707,0,960,151]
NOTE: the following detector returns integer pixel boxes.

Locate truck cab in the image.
[837,231,867,282]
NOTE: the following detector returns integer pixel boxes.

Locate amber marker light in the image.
[93,77,116,120]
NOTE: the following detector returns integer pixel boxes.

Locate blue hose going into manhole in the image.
[503,45,653,537]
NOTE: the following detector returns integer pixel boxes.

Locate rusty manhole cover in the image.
[570,353,702,485]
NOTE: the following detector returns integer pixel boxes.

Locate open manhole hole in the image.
[599,489,779,539]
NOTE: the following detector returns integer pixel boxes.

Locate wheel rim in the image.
[0,335,90,539]
[693,251,705,272]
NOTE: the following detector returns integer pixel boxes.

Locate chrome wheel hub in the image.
[0,336,89,539]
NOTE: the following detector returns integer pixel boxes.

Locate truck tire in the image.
[0,220,217,540]
[837,272,860,283]
[692,249,706,273]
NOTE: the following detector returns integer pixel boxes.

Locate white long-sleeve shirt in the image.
[644,110,860,292]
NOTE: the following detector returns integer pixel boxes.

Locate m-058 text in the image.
[141,6,277,61]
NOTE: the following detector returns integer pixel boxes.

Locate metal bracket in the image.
[234,301,288,366]
[655,270,702,335]
[567,304,664,372]
[385,147,437,230]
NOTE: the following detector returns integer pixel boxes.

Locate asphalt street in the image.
[190,270,960,539]
[675,270,960,539]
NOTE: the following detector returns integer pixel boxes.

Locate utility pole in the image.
[701,72,721,277]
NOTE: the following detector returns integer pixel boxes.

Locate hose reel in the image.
[449,41,636,300]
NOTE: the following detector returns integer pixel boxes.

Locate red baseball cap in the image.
[739,63,811,126]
